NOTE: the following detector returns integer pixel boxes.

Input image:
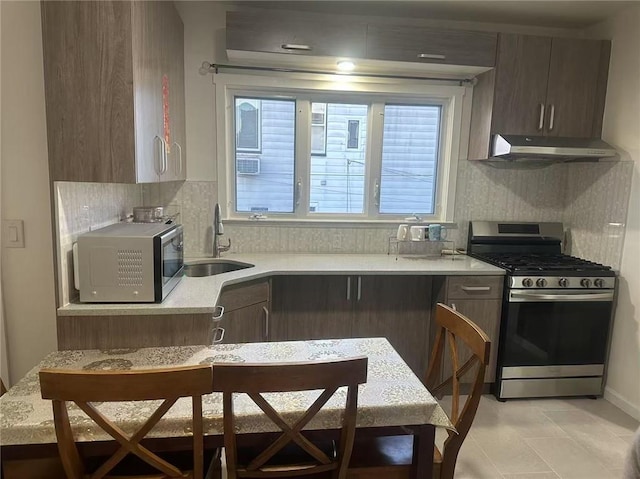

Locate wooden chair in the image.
[39,365,220,479]
[348,303,491,479]
[212,357,368,479]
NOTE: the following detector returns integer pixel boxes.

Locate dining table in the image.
[0,337,453,479]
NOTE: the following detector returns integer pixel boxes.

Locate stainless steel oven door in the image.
[156,225,184,301]
[501,289,614,371]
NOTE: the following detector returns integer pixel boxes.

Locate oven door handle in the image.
[510,291,614,302]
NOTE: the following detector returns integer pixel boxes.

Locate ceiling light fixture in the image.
[336,60,355,72]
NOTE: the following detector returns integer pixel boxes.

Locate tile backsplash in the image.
[54,182,141,306]
[53,159,634,306]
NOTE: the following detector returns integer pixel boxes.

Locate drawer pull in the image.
[461,286,491,292]
[263,306,270,340]
[281,43,312,51]
[212,327,225,344]
[212,305,225,320]
[417,53,446,60]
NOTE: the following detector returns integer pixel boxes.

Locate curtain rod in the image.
[199,61,476,86]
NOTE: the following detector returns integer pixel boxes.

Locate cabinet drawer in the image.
[366,24,497,67]
[446,276,503,300]
[218,279,270,312]
[227,11,367,59]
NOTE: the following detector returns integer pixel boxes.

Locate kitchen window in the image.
[216,74,467,223]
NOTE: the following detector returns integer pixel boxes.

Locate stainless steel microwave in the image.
[74,223,184,303]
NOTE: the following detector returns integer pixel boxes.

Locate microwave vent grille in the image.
[117,249,144,286]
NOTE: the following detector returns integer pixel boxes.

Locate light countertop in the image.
[0,338,452,446]
[58,253,505,316]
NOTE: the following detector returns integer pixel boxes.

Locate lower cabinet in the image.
[222,301,269,343]
[57,313,215,350]
[435,275,504,383]
[270,276,353,341]
[217,279,271,344]
[271,275,432,375]
[352,276,432,374]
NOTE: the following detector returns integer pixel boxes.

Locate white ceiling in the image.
[226,1,638,29]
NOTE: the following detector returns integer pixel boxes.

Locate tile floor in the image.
[219,395,639,479]
[438,395,639,479]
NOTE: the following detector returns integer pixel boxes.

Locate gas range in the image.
[467,221,617,400]
[468,222,615,287]
[473,252,616,289]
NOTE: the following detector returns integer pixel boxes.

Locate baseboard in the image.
[604,386,640,421]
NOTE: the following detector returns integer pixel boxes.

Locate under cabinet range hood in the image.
[489,135,618,162]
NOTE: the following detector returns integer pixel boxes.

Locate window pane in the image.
[379,104,441,215]
[311,103,327,155]
[310,103,368,214]
[234,97,296,213]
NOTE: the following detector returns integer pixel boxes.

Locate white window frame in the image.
[215,72,471,224]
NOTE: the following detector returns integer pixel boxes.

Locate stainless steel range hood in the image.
[489,135,618,162]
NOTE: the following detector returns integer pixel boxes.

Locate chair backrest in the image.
[424,303,491,479]
[39,365,213,479]
[212,357,368,479]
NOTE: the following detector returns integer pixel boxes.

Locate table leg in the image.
[411,424,435,479]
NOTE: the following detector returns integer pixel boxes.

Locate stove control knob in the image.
[594,278,605,288]
[536,278,547,287]
[581,278,592,288]
[522,278,533,288]
[558,278,568,288]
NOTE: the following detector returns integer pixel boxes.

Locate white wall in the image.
[0,1,57,384]
[588,5,640,420]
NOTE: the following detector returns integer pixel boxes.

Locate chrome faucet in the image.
[213,203,231,257]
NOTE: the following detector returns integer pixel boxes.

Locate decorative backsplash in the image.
[52,160,634,306]
[54,182,141,306]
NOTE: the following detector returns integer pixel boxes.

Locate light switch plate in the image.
[3,219,25,248]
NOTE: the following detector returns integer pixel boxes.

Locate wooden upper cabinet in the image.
[41,1,186,184]
[491,34,552,136]
[545,38,608,138]
[490,34,609,139]
[469,33,610,159]
[226,11,367,59]
[366,24,497,67]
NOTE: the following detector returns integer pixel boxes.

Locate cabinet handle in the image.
[461,286,491,292]
[346,277,351,301]
[154,136,164,175]
[549,104,555,131]
[212,327,225,344]
[212,305,225,320]
[262,306,270,341]
[538,104,545,131]
[281,43,312,51]
[357,276,362,301]
[173,142,183,175]
[451,303,457,311]
[417,53,446,60]
[162,137,169,174]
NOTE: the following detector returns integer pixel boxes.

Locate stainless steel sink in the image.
[184,260,254,277]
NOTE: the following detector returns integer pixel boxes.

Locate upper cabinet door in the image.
[226,11,367,59]
[366,24,497,67]
[131,1,164,183]
[491,34,552,136]
[545,38,606,138]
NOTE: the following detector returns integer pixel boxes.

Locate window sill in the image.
[223,218,458,229]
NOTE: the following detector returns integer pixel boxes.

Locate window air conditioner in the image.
[237,158,260,175]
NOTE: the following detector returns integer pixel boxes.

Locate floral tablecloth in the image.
[0,337,452,446]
